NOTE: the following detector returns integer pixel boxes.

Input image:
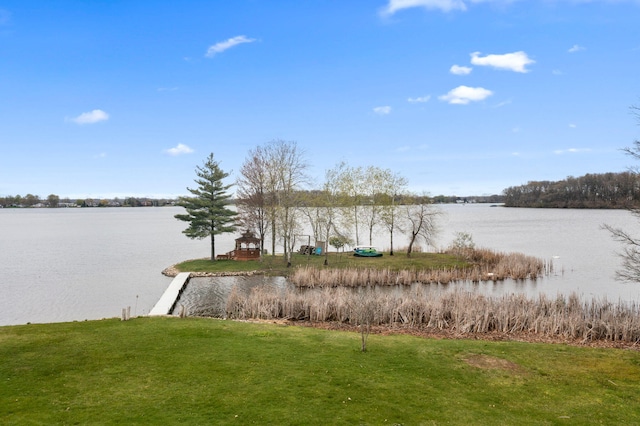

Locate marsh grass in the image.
[225,286,640,344]
[290,249,548,287]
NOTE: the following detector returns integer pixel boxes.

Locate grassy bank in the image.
[172,251,469,277]
[2,317,640,425]
[171,249,547,283]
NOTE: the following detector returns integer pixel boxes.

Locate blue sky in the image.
[1,0,639,198]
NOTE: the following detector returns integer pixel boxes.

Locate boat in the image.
[353,246,383,257]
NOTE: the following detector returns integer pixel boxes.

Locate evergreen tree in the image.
[175,153,237,261]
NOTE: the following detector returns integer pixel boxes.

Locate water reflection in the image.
[172,276,289,317]
[175,275,544,319]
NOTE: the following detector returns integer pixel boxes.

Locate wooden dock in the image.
[149,272,191,316]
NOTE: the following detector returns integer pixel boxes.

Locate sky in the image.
[1,0,639,199]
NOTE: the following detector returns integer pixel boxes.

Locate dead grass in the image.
[464,354,524,372]
[290,249,548,287]
[224,286,640,345]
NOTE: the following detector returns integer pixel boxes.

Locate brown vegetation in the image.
[290,249,549,287]
[224,286,640,344]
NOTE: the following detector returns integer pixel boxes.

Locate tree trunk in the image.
[407,233,416,258]
[353,205,360,245]
[271,218,276,257]
[324,226,330,266]
[259,231,265,260]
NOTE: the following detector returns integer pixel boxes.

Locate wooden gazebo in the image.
[222,230,261,261]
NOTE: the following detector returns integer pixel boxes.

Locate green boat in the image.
[353,246,383,257]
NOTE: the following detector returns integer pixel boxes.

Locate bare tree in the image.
[335,163,365,246]
[333,163,408,251]
[622,105,640,169]
[299,191,323,245]
[317,165,346,265]
[603,104,640,282]
[360,166,390,246]
[404,194,440,258]
[264,140,308,266]
[238,140,308,262]
[236,146,271,256]
[350,285,376,352]
[603,218,640,282]
[448,231,476,261]
[379,171,408,255]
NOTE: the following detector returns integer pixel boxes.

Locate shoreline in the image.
[161,264,265,278]
[157,269,640,350]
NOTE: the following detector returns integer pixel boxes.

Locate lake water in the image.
[0,207,210,326]
[1,204,640,326]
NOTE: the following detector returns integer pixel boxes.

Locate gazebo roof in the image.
[235,230,260,244]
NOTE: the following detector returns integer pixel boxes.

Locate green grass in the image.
[175,251,468,276]
[2,317,640,425]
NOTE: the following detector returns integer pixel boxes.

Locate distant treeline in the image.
[431,194,505,204]
[503,172,640,208]
[0,194,177,208]
[1,192,504,209]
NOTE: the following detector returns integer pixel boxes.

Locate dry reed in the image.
[223,286,640,344]
[290,249,548,288]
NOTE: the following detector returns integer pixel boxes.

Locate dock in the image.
[149,272,191,316]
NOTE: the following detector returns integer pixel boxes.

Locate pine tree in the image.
[175,153,237,261]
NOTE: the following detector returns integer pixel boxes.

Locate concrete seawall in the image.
[149,272,191,316]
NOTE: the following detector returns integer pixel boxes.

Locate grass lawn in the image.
[174,252,468,276]
[2,317,639,425]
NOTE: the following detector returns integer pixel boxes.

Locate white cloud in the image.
[205,35,256,57]
[380,0,467,15]
[494,99,512,108]
[552,69,564,75]
[93,152,107,159]
[373,106,392,115]
[397,145,411,152]
[68,109,109,124]
[407,95,431,103]
[568,44,585,53]
[554,148,591,155]
[165,143,194,156]
[569,123,577,128]
[470,51,535,73]
[450,64,472,75]
[439,86,493,105]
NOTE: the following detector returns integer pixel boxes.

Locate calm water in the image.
[2,204,640,326]
[437,204,640,302]
[0,207,215,326]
